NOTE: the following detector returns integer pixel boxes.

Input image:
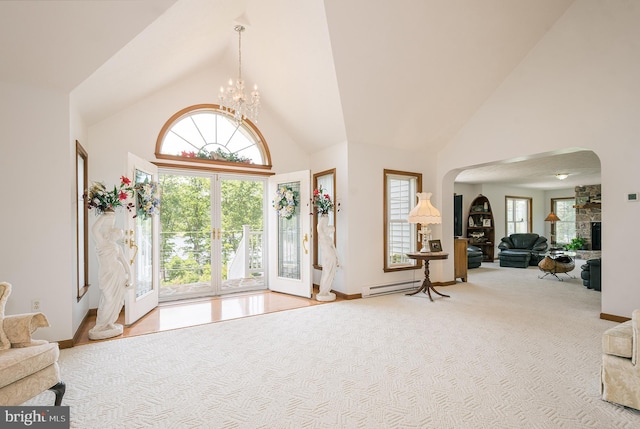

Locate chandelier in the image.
[219,25,261,124]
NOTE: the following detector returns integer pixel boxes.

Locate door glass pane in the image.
[158,174,212,300]
[277,181,301,279]
[134,169,154,298]
[220,178,265,291]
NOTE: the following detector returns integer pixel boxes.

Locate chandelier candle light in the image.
[219,25,260,124]
[407,192,442,252]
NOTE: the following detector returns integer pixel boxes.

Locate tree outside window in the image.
[552,197,576,245]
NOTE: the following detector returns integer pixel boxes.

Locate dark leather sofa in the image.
[581,258,601,291]
[497,233,548,268]
[468,245,483,269]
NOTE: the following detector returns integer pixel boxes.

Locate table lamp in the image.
[407,192,442,252]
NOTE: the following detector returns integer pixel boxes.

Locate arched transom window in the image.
[156,104,272,168]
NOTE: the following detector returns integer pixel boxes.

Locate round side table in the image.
[538,252,575,281]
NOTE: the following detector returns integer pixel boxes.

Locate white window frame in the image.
[505,196,532,235]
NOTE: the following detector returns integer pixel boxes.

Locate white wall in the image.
[438,0,640,317]
[70,100,91,335]
[344,141,439,296]
[310,142,347,294]
[0,82,74,342]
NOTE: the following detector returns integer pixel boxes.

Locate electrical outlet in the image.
[31,299,41,312]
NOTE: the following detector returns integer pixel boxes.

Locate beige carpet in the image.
[27,262,640,428]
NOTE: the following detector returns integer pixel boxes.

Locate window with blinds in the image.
[384,170,421,271]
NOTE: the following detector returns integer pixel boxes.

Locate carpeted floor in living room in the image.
[26,261,640,428]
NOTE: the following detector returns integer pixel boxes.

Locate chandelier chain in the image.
[236,25,243,81]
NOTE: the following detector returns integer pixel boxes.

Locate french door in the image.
[267,170,312,298]
[125,153,160,325]
[158,170,267,301]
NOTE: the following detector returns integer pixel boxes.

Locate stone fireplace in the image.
[574,184,601,259]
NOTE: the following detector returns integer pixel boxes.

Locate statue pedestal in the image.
[88,323,123,340]
[315,291,336,302]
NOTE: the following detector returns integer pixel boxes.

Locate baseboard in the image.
[600,313,631,323]
[58,339,74,349]
[335,290,360,300]
[313,283,360,300]
[71,308,98,347]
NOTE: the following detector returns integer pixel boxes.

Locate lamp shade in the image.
[407,192,442,225]
[544,212,561,222]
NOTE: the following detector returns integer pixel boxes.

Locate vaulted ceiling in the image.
[2,0,596,187]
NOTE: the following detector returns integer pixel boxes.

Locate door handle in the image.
[125,229,138,265]
[302,233,309,254]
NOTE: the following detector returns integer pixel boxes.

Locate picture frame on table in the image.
[482,219,491,227]
[428,239,442,252]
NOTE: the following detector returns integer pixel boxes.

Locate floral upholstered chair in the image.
[0,281,65,405]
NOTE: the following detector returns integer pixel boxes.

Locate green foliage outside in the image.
[159,174,263,287]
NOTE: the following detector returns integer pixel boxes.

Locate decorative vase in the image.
[316,214,337,302]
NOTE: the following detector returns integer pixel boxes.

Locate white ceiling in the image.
[455,150,601,190]
[1,0,592,188]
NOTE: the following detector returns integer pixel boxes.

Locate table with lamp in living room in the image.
[405,192,449,301]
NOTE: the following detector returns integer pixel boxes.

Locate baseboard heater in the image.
[361,280,421,297]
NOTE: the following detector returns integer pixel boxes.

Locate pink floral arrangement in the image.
[312,187,334,215]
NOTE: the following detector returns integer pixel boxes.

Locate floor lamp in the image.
[544,211,561,245]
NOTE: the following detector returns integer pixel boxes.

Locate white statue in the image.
[316,215,338,302]
[89,212,131,340]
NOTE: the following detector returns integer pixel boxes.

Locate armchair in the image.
[581,258,601,291]
[0,281,65,406]
[497,233,548,268]
[601,309,640,409]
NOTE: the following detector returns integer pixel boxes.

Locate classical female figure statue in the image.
[316,215,338,302]
[89,211,131,340]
